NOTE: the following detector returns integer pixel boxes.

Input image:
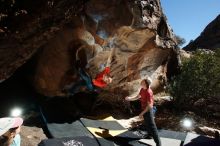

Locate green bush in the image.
[175,35,186,47]
[169,49,220,109]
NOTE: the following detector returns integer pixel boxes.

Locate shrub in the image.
[169,49,220,109]
[175,35,186,47]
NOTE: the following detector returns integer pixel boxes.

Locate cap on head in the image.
[0,117,23,136]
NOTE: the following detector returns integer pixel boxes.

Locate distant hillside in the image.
[184,14,220,51]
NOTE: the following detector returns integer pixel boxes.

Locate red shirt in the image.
[92,67,110,88]
[139,88,154,110]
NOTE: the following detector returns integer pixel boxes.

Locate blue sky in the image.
[160,0,220,47]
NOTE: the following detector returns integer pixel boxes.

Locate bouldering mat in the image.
[158,129,187,141]
[38,136,99,146]
[139,137,182,146]
[80,117,126,130]
[80,117,127,146]
[47,120,93,138]
[183,133,220,146]
[79,117,148,146]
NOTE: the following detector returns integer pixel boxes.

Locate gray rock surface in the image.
[21,126,47,146]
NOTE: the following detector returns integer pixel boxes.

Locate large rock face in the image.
[0,0,178,97]
[184,14,220,51]
[0,0,87,83]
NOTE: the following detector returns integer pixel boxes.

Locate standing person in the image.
[0,117,23,146]
[125,78,161,146]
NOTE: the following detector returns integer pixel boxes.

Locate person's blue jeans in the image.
[143,108,161,146]
[153,106,157,115]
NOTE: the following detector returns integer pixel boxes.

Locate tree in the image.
[169,49,220,110]
[175,35,186,47]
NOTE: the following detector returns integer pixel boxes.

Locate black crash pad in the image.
[38,136,99,146]
[158,129,187,141]
[80,118,125,130]
[47,120,93,138]
[183,133,220,146]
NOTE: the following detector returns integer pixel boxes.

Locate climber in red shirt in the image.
[63,45,114,95]
[89,45,114,88]
[92,67,112,88]
[93,42,116,88]
[92,48,113,88]
[92,66,112,88]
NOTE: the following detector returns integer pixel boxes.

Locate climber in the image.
[92,47,114,88]
[125,77,161,146]
[63,45,114,96]
[0,117,23,146]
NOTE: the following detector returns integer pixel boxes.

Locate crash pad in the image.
[158,129,187,141]
[183,133,220,146]
[47,120,93,138]
[139,137,182,146]
[80,117,130,146]
[38,136,99,146]
[80,117,126,130]
[80,117,127,138]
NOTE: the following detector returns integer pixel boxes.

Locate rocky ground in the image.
[155,110,220,135]
[21,126,47,146]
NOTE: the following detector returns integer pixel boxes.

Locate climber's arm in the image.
[125,94,141,101]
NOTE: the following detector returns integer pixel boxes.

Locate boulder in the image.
[0,0,178,97]
[0,0,88,82]
[196,126,220,138]
[32,0,177,97]
[193,97,220,118]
